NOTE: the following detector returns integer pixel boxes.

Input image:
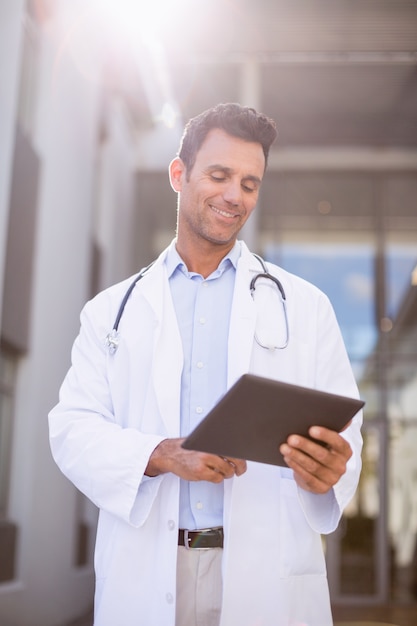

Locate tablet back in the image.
[182,373,364,466]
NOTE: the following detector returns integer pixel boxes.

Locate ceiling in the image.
[73,0,417,305]
[111,0,417,150]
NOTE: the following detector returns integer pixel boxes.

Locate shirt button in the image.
[166,593,174,604]
[196,501,203,510]
[199,317,206,324]
[167,520,175,531]
[196,406,203,414]
[196,361,204,369]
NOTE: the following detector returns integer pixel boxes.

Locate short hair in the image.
[178,103,277,176]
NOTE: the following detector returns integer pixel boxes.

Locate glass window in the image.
[265,237,377,362]
[260,171,417,607]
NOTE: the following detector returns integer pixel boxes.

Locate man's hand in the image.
[145,438,247,483]
[279,426,352,494]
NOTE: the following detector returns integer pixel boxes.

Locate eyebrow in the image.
[206,165,262,185]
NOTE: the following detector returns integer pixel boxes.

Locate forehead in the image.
[194,128,266,175]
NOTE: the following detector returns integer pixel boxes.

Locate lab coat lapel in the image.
[227,243,258,386]
[141,254,183,437]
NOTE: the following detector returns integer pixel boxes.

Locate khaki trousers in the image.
[175,546,223,626]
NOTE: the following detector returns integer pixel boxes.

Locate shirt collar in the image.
[165,239,241,279]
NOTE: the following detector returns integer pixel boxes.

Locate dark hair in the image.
[178,103,277,176]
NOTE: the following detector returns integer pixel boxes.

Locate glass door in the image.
[260,170,417,607]
[265,232,387,603]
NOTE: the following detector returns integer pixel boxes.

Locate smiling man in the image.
[172,128,264,260]
[49,103,363,626]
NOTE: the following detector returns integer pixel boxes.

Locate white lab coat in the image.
[49,241,363,626]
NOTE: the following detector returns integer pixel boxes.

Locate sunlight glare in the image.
[90,0,193,46]
[56,0,197,129]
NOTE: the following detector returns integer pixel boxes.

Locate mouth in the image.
[209,204,239,219]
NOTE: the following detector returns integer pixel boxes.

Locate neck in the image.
[175,238,236,278]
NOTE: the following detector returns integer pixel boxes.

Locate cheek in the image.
[187,179,215,202]
[244,196,259,214]
[203,182,223,198]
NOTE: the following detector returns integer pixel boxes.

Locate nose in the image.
[222,179,242,206]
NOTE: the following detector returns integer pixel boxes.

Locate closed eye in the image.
[207,168,261,192]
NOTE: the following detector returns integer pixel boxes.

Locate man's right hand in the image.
[145,438,247,483]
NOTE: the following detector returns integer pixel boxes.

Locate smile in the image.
[210,205,239,219]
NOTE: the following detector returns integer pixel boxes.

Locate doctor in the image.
[49,103,362,626]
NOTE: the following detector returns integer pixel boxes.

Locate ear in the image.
[169,157,186,192]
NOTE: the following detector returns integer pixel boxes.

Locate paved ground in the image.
[333,604,417,625]
[67,604,417,626]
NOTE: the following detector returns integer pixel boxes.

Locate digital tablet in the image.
[182,373,364,467]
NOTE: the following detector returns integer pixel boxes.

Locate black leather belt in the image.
[178,527,224,549]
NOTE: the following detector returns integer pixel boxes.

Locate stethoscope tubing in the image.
[113,262,154,332]
[105,254,289,353]
[250,254,289,350]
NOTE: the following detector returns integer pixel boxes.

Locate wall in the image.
[0,0,25,319]
[0,5,100,625]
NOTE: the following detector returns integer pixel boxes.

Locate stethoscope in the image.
[105,254,289,354]
[250,254,289,350]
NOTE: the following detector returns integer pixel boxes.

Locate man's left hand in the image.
[279,426,352,494]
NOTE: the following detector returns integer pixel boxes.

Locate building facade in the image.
[0,1,416,624]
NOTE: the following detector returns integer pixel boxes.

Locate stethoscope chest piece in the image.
[105,261,154,354]
[105,329,120,355]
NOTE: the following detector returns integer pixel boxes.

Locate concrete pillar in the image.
[239,59,262,253]
[0,0,25,321]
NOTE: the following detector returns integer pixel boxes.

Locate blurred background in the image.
[0,1,416,624]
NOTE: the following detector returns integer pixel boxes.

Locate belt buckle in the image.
[183,529,193,549]
[182,527,223,549]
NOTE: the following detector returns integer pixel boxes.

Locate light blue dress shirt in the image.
[166,240,240,530]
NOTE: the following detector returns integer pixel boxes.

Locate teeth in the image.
[211,205,236,218]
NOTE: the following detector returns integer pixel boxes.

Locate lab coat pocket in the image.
[279,474,327,578]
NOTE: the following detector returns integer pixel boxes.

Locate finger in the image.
[280,435,350,494]
[283,456,334,494]
[284,428,352,464]
[280,441,340,492]
[281,440,341,479]
[218,457,243,478]
[308,427,352,461]
[229,457,247,476]
[208,458,234,479]
[216,455,247,476]
[206,466,228,483]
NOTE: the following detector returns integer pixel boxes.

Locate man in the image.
[49,103,363,626]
